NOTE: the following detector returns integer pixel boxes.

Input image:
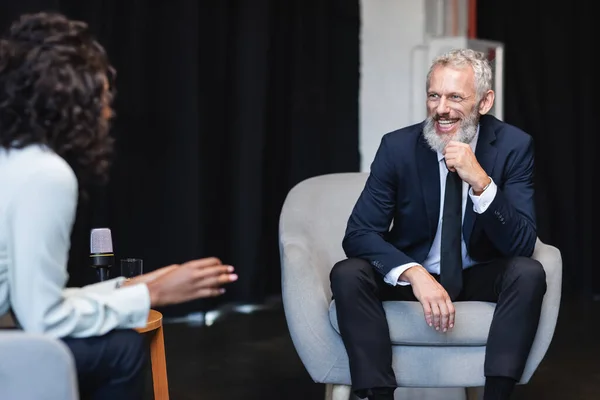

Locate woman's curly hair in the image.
[0,12,115,186]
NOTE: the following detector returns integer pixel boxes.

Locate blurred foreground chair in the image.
[279,172,562,400]
[0,330,78,399]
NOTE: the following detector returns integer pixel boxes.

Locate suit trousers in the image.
[329,256,547,396]
[61,329,147,400]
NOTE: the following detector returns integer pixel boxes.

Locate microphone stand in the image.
[90,253,114,282]
[96,267,111,282]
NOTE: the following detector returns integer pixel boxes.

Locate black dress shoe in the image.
[368,394,394,400]
[368,388,395,400]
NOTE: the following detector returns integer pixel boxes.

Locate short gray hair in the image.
[426,48,493,101]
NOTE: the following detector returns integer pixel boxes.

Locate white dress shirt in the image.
[0,144,150,338]
[384,129,498,286]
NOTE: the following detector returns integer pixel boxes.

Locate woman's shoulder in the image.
[5,145,75,180]
[1,144,78,197]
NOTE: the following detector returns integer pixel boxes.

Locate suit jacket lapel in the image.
[463,115,498,246]
[416,134,440,242]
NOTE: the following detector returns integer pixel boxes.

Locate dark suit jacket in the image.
[343,114,537,277]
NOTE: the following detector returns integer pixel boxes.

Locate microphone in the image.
[90,228,114,281]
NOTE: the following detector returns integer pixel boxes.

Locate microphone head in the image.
[90,228,113,255]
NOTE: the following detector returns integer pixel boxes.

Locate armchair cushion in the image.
[329,300,495,346]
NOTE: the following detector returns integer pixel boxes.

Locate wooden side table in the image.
[135,309,169,400]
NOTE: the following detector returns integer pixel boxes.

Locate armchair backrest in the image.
[280,172,368,270]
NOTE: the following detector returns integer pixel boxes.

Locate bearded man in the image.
[329,48,546,400]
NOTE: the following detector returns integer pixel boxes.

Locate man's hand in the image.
[443,140,490,193]
[144,257,238,307]
[400,265,455,332]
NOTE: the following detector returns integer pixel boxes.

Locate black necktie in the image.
[440,169,463,300]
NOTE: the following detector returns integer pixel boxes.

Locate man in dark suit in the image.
[330,49,547,400]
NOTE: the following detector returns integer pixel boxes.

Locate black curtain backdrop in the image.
[7,0,590,312]
[0,0,360,316]
[477,2,593,300]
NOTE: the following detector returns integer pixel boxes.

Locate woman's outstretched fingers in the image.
[190,265,235,280]
[182,257,223,269]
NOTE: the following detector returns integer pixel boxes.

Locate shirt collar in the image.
[436,124,480,162]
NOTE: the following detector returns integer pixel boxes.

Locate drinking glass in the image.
[121,258,143,278]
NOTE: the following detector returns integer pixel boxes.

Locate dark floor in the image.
[145,296,600,400]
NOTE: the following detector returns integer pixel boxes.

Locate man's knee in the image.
[330,258,375,292]
[508,257,547,293]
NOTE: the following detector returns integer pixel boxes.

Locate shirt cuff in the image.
[64,277,127,295]
[105,283,151,328]
[384,262,419,286]
[62,280,150,329]
[469,177,497,214]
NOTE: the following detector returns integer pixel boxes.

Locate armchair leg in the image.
[325,384,352,400]
[465,386,483,400]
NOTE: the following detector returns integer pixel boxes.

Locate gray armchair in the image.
[279,172,562,400]
[0,331,78,400]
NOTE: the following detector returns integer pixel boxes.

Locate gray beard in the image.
[422,112,479,153]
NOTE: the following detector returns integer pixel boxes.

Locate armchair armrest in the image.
[279,236,347,383]
[520,238,562,383]
[0,331,78,399]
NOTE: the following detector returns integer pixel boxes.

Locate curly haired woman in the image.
[0,12,238,400]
